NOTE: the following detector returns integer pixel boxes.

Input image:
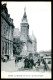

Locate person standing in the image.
[24,57,29,68]
[29,58,35,69]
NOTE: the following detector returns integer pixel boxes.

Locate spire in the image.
[31,32,37,42]
[23,7,27,18]
[24,7,26,13]
[21,7,28,23]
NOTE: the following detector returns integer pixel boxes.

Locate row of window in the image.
[1,41,12,55]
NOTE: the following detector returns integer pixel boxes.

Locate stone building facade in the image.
[13,8,37,57]
[1,3,14,59]
[20,8,37,56]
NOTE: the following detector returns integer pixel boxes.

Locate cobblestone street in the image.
[1,59,17,72]
[1,59,51,72]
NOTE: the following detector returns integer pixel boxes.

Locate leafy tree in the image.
[13,38,23,56]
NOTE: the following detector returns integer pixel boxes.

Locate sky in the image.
[2,1,51,52]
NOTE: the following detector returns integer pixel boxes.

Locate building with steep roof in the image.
[20,8,37,56]
[1,3,14,59]
[13,8,37,57]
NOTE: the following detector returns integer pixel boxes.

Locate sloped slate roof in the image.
[27,35,32,43]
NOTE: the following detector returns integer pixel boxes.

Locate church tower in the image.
[20,8,37,57]
[20,8,29,56]
[20,7,29,43]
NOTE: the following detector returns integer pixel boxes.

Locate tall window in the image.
[5,42,7,54]
[4,27,5,35]
[8,43,9,54]
[2,41,4,55]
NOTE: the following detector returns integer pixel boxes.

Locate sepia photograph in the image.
[1,1,51,79]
